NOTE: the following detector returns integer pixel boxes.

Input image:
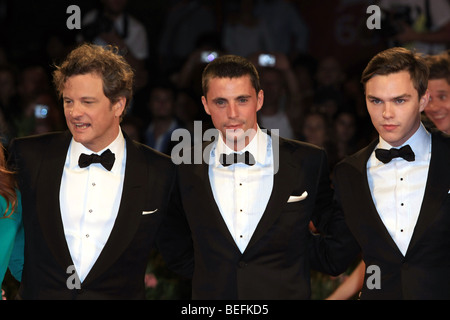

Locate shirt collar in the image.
[68,129,126,172]
[213,126,270,166]
[377,122,431,162]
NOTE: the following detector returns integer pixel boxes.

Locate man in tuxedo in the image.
[424,51,450,135]
[8,44,174,299]
[333,47,450,299]
[158,55,359,299]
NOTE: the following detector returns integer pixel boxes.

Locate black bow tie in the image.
[219,151,255,167]
[78,149,116,171]
[375,145,415,164]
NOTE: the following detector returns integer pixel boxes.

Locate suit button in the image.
[238,261,247,268]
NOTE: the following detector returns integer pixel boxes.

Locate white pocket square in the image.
[142,209,158,215]
[448,189,450,194]
[287,191,308,203]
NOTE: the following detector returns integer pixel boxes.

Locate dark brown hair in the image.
[361,47,429,99]
[425,51,450,84]
[201,55,261,98]
[53,43,134,118]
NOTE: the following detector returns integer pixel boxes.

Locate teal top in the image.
[0,191,23,285]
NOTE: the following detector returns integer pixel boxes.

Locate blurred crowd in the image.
[1,0,450,300]
[1,0,449,174]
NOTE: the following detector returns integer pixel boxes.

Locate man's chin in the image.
[71,132,90,146]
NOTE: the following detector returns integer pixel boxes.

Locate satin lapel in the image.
[36,131,74,270]
[83,135,145,285]
[406,133,450,255]
[245,138,299,251]
[346,139,404,256]
[190,143,241,253]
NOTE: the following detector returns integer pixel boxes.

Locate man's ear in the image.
[419,90,430,112]
[256,90,264,112]
[202,96,211,115]
[114,96,126,117]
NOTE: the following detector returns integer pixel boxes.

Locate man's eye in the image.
[395,99,405,104]
[215,100,226,107]
[370,99,381,104]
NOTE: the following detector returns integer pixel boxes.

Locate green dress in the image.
[0,191,23,285]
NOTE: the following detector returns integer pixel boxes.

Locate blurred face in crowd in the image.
[63,72,125,152]
[303,113,328,148]
[316,57,344,87]
[425,78,450,134]
[149,87,175,119]
[334,112,356,142]
[365,71,428,147]
[259,68,283,107]
[202,75,263,151]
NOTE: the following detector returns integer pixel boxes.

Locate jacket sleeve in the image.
[156,169,194,279]
[309,150,360,276]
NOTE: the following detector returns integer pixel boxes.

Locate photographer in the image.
[378,0,450,54]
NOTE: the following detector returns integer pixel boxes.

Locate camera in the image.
[201,51,218,63]
[34,104,49,119]
[258,54,276,67]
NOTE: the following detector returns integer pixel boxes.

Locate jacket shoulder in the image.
[336,139,378,168]
[128,139,174,169]
[278,136,324,155]
[10,131,68,146]
[432,130,450,147]
[9,131,70,156]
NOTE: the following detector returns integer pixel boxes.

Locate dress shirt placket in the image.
[78,166,102,281]
[234,165,250,250]
[394,160,410,255]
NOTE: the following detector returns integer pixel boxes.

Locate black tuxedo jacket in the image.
[8,130,174,299]
[158,135,359,299]
[333,132,450,299]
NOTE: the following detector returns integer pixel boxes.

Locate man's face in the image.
[149,87,174,119]
[201,75,263,150]
[63,73,125,152]
[425,78,450,134]
[365,71,428,147]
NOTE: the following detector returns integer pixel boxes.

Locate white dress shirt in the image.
[367,123,431,256]
[209,126,274,253]
[60,130,126,282]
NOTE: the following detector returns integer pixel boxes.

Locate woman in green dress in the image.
[0,141,23,296]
